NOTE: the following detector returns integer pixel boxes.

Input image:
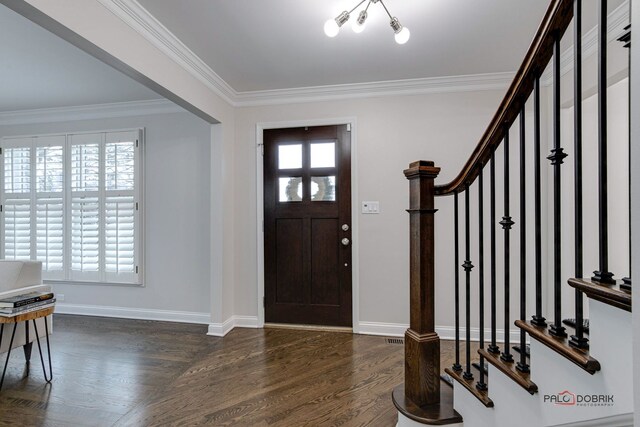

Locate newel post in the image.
[403,160,441,406]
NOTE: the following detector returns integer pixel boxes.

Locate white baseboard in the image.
[207,315,259,337]
[233,315,260,328]
[54,305,523,344]
[358,321,522,343]
[357,321,408,337]
[55,303,210,325]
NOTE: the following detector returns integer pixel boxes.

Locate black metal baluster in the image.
[592,0,615,284]
[464,187,474,380]
[621,21,632,291]
[477,168,488,391]
[570,0,589,349]
[531,77,547,327]
[488,152,500,354]
[501,129,515,363]
[453,192,462,371]
[548,34,568,338]
[517,109,530,372]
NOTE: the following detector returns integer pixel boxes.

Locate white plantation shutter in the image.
[104,132,139,283]
[2,139,34,261]
[71,143,100,192]
[35,137,66,279]
[69,133,103,281]
[4,146,31,194]
[3,199,31,260]
[36,199,64,274]
[105,196,136,281]
[1,130,142,285]
[106,140,135,191]
[36,144,64,193]
[70,197,101,280]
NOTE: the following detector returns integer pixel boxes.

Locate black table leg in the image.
[0,323,18,390]
[32,319,52,383]
[24,322,32,373]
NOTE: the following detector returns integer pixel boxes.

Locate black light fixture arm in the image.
[347,0,369,15]
[377,0,393,19]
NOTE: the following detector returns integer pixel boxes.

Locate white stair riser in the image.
[452,299,632,427]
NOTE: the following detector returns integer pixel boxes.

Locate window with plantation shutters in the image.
[0,130,142,285]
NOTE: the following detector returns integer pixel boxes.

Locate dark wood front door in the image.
[264,125,352,327]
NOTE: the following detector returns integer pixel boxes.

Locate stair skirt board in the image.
[396,411,464,427]
[549,413,633,427]
[451,300,633,427]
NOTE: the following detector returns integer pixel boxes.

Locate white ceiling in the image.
[137,0,626,93]
[0,0,628,112]
[0,4,161,112]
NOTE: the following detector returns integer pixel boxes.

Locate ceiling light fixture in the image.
[324,0,410,44]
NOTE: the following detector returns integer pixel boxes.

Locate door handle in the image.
[341,238,350,246]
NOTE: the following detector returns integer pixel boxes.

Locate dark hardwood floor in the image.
[0,315,476,426]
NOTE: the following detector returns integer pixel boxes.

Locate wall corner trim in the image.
[0,99,183,126]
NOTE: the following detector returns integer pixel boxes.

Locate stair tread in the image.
[392,380,463,425]
[562,318,590,334]
[516,320,601,374]
[445,368,493,407]
[568,278,631,312]
[478,349,538,394]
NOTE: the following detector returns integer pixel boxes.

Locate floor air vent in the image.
[386,338,404,345]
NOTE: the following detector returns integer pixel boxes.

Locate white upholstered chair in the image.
[0,261,52,361]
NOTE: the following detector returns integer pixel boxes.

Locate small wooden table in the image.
[0,306,54,390]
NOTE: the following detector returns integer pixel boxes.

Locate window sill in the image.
[44,280,144,288]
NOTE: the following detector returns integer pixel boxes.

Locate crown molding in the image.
[96,0,237,105]
[234,72,515,107]
[0,99,182,126]
[541,0,629,86]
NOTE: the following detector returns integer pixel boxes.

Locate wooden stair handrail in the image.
[434,0,574,196]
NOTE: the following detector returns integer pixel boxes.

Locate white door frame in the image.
[255,117,359,332]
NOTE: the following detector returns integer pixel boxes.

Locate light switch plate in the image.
[362,201,380,214]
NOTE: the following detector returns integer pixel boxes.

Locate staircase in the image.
[393,0,634,426]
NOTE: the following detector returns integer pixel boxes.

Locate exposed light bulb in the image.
[324,11,350,38]
[352,21,366,33]
[352,10,367,33]
[394,27,410,44]
[324,18,340,37]
[390,17,410,44]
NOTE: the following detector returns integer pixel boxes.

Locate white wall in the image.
[234,90,505,329]
[631,0,639,420]
[6,0,238,327]
[0,111,212,318]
